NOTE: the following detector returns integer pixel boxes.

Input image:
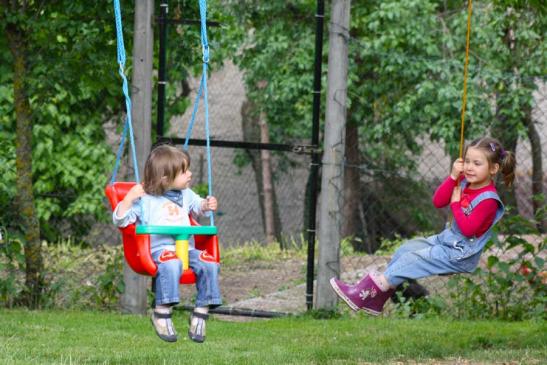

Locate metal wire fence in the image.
[163,58,546,314]
[337,80,547,313]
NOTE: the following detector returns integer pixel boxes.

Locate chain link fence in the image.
[98,60,546,316]
[99,50,545,316]
[338,78,547,313]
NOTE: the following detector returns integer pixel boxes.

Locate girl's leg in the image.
[383,243,462,287]
[330,238,438,315]
[387,238,433,269]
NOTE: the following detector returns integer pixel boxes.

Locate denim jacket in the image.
[431,181,504,272]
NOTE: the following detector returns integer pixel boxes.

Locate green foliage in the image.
[0,236,125,310]
[391,291,446,319]
[445,213,546,320]
[43,241,125,310]
[222,239,307,267]
[224,0,544,175]
[0,231,26,308]
[191,182,209,198]
[223,1,318,143]
[384,212,545,320]
[350,0,545,164]
[1,2,128,242]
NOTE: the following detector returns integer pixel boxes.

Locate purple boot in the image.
[330,274,395,316]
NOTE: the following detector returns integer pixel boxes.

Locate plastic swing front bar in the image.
[136,225,217,270]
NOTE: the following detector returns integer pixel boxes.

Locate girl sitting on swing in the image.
[113,144,221,343]
[331,137,516,315]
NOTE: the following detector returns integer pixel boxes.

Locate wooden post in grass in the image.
[120,0,154,315]
[316,0,351,310]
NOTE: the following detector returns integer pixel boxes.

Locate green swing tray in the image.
[136,225,217,239]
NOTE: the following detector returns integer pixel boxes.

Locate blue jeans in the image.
[383,236,482,287]
[151,249,222,308]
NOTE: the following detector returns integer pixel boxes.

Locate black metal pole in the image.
[156,0,168,138]
[158,136,317,154]
[177,305,290,318]
[306,0,325,311]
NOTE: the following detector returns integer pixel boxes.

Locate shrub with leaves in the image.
[446,210,546,320]
[0,232,26,308]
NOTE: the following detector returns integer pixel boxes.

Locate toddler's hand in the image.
[117,183,145,217]
[202,196,218,211]
[125,184,145,203]
[450,158,464,180]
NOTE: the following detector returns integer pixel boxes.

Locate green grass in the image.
[222,239,307,267]
[1,309,545,365]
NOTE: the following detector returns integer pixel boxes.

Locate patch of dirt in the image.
[178,258,307,315]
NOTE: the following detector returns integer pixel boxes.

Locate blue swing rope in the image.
[111,0,140,184]
[183,0,214,226]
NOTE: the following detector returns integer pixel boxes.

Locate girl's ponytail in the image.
[499,149,516,187]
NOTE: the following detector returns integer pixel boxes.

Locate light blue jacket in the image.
[113,189,209,254]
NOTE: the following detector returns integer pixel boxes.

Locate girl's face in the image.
[170,168,192,190]
[464,147,499,189]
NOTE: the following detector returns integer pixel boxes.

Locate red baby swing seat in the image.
[105,181,220,284]
[109,0,219,285]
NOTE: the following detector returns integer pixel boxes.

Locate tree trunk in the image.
[120,0,154,314]
[241,100,282,243]
[341,122,363,250]
[523,108,545,232]
[492,26,519,212]
[316,0,351,310]
[259,114,276,244]
[5,22,43,308]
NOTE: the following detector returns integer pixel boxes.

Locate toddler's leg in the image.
[189,249,222,308]
[187,250,222,343]
[150,250,182,342]
[188,307,209,343]
[153,250,182,306]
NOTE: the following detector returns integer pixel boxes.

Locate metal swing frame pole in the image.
[305,0,325,311]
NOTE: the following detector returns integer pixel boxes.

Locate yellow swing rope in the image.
[448,0,473,228]
[459,0,473,158]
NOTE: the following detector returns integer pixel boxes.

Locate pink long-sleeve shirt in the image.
[432,176,498,238]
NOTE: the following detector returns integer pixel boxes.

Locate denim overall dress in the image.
[384,182,504,287]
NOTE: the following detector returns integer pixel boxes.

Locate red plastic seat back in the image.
[105,182,157,276]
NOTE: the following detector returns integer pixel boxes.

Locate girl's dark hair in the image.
[465,137,516,187]
[143,145,191,195]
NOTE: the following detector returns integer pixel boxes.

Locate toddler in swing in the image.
[113,144,221,343]
[331,137,516,315]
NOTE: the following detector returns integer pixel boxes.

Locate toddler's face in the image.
[170,169,192,190]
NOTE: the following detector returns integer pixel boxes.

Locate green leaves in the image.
[0,1,125,242]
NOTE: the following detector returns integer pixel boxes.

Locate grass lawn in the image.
[0,309,545,365]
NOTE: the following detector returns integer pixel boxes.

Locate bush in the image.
[0,231,26,307]
[0,235,126,310]
[433,210,546,320]
[379,210,545,320]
